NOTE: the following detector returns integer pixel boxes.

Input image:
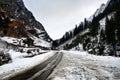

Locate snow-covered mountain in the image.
[88,0,119,22]
[54,0,120,57]
[88,3,106,21]
[0,0,52,48]
[95,4,106,16]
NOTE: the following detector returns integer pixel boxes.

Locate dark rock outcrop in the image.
[0,0,52,42]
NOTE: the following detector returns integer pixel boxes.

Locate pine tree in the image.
[90,16,100,36]
[69,31,73,38]
[114,6,120,43]
[100,29,105,42]
[78,22,84,31]
[74,25,78,35]
[105,16,117,55]
[105,16,116,44]
[84,18,88,29]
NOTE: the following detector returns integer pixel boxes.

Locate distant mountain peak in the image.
[94,3,106,17]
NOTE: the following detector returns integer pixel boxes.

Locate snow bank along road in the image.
[8,52,63,80]
[0,51,63,80]
[48,51,120,80]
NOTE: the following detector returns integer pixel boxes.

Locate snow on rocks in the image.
[34,38,51,48]
[0,37,26,46]
[48,51,120,80]
[70,44,83,51]
[0,50,55,79]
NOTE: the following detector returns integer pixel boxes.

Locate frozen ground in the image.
[0,50,55,80]
[48,51,120,80]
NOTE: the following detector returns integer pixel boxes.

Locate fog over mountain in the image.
[23,0,108,40]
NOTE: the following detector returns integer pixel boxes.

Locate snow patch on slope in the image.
[26,31,52,48]
[70,44,83,51]
[34,38,51,48]
[1,37,20,45]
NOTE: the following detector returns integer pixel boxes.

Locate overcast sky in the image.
[23,0,108,40]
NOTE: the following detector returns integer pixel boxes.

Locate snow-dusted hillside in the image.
[55,0,120,57]
[58,29,89,50]
[34,38,52,48]
[0,0,52,49]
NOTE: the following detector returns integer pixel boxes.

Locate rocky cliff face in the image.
[0,0,52,42]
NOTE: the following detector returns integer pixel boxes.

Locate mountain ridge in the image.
[53,0,120,57]
[0,0,52,42]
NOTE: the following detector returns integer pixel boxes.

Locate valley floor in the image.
[0,50,120,80]
[48,51,120,80]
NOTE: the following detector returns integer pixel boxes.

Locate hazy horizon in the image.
[23,0,108,40]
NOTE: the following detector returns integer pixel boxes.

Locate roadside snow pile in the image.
[9,50,27,60]
[48,51,120,80]
[70,44,83,51]
[0,50,55,79]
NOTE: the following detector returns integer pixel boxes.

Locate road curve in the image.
[8,52,63,80]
